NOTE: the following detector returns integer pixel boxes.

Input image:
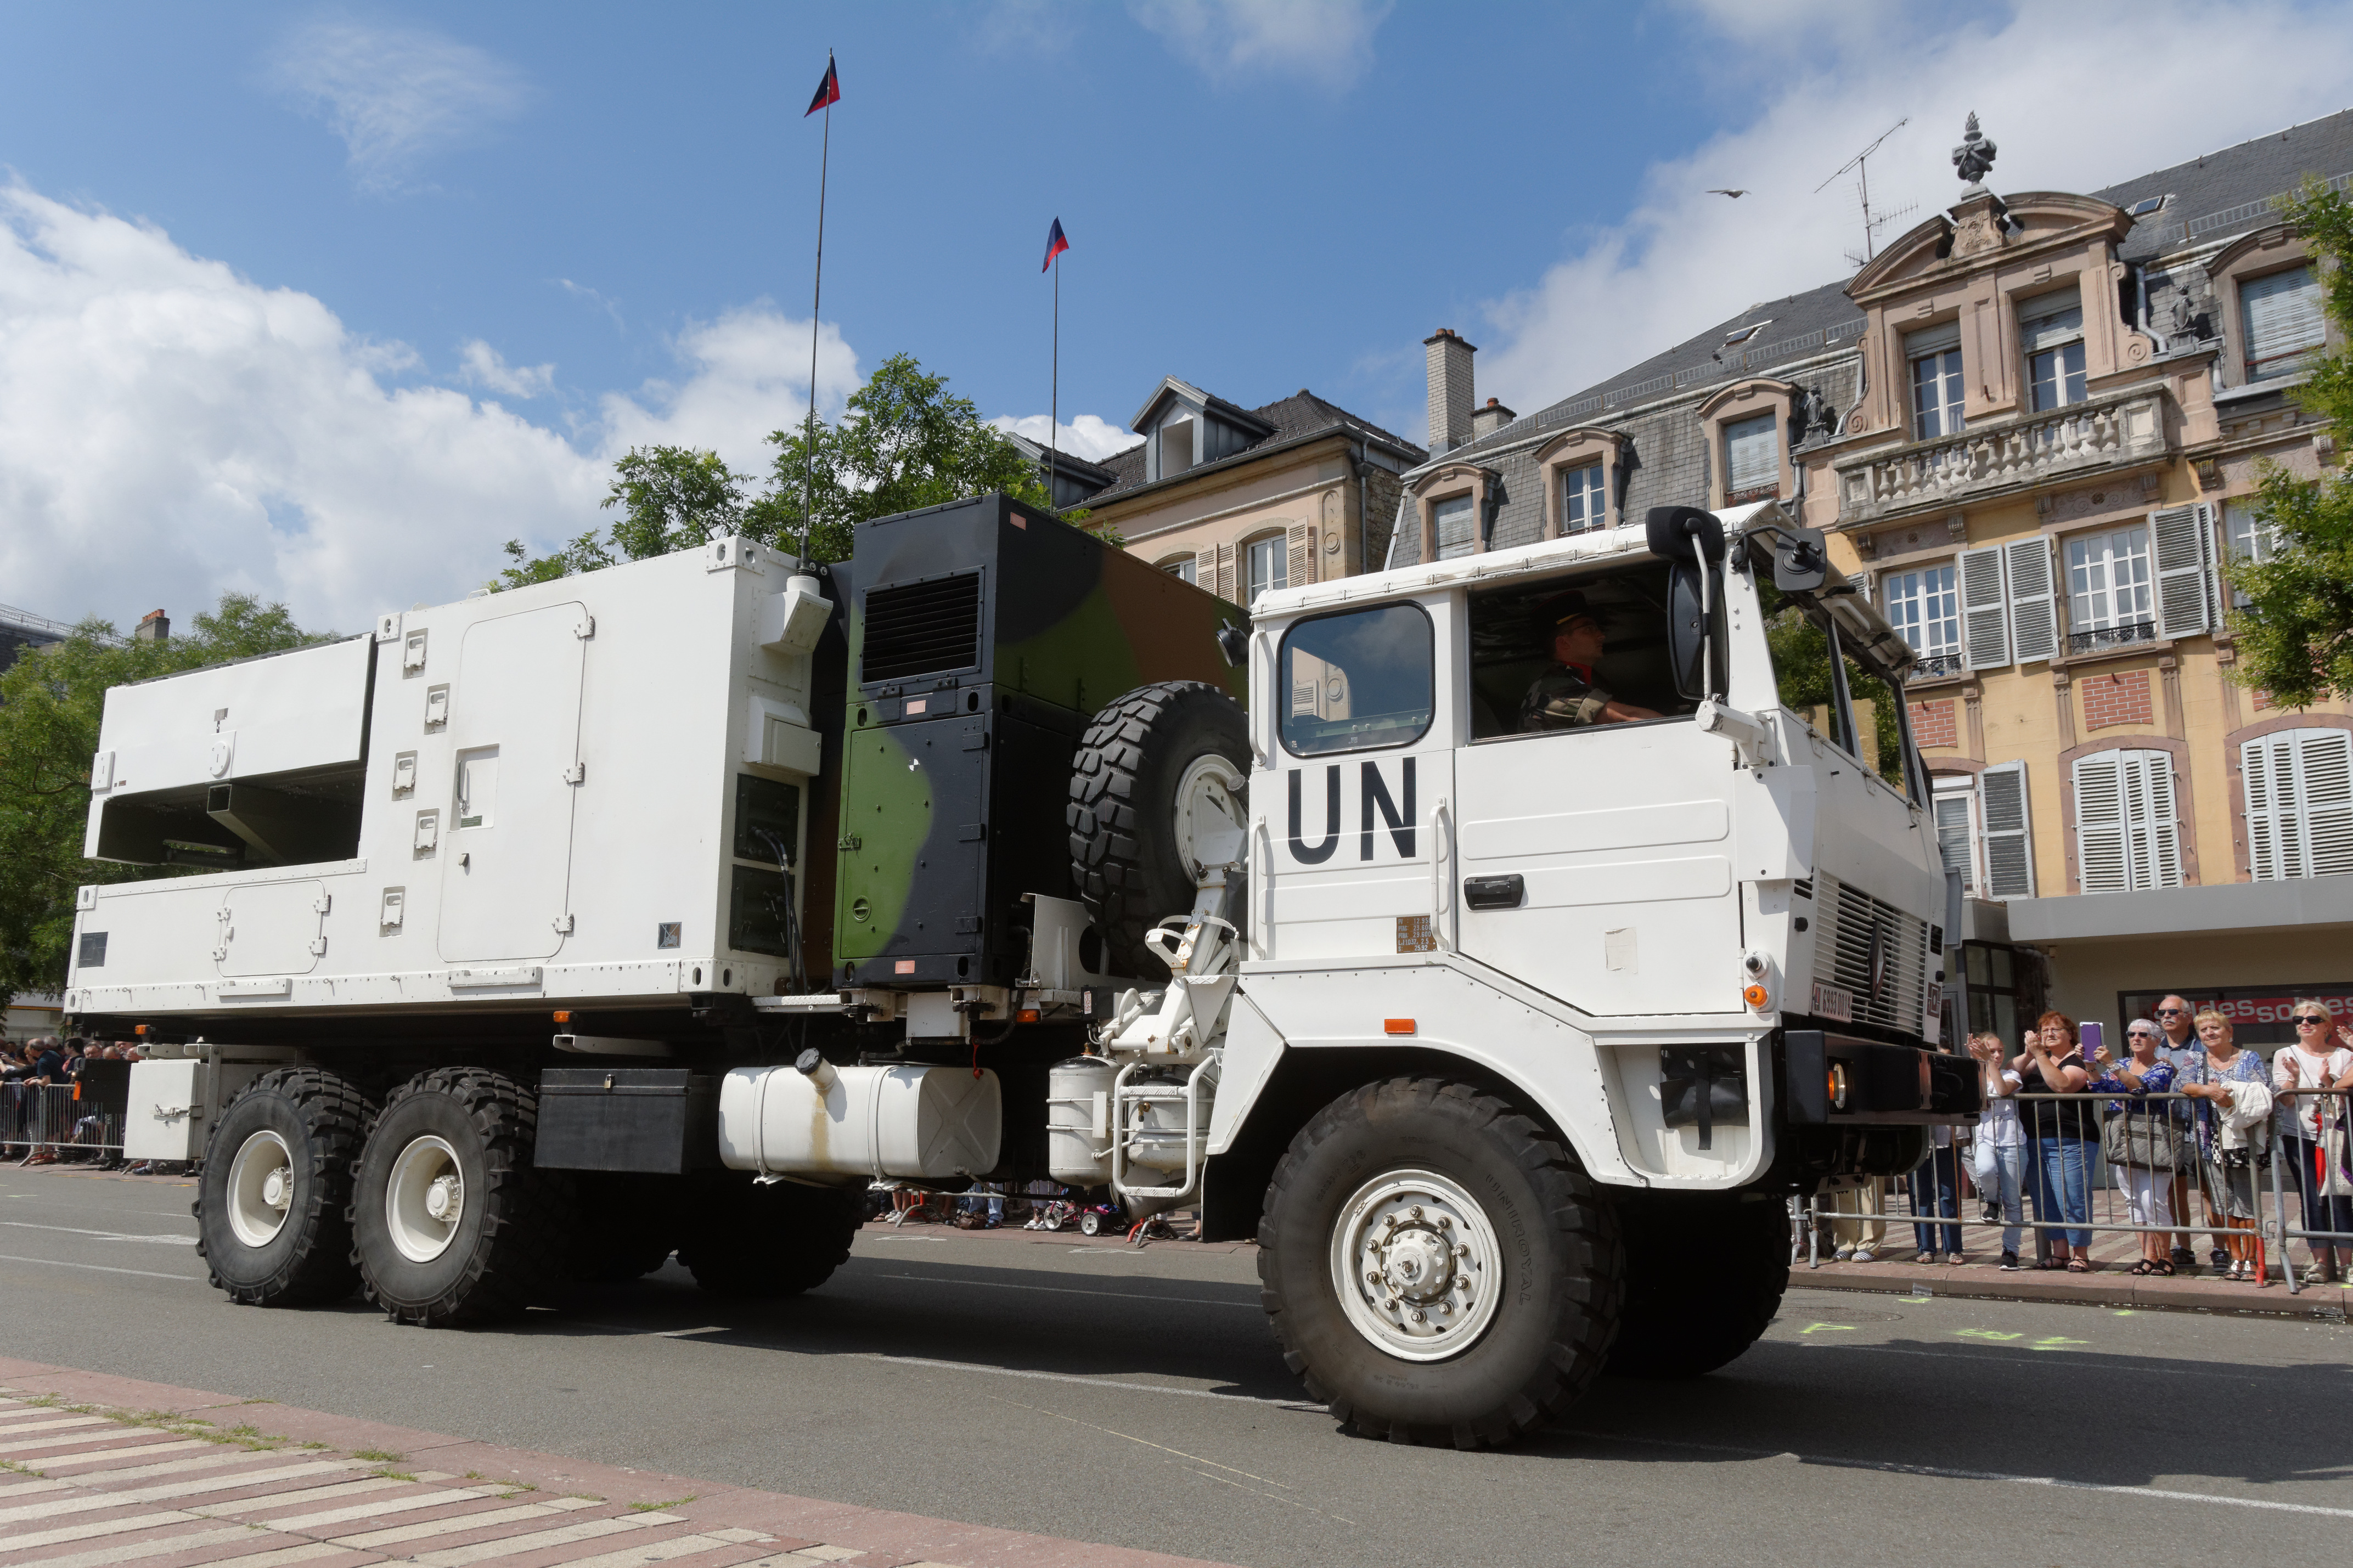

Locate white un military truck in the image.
[68,495,1974,1450]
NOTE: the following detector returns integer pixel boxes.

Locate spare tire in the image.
[1067,680,1249,977]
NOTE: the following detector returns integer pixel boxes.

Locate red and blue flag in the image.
[1042,217,1068,272]
[806,54,840,116]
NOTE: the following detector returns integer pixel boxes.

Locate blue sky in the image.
[4,2,2351,629]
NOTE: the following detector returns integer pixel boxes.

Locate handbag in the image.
[2099,1106,2181,1171]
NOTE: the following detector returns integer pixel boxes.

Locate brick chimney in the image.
[134,609,169,643]
[1423,328,1477,454]
[1470,396,1517,441]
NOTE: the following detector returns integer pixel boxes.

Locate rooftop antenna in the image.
[1816,117,1915,269]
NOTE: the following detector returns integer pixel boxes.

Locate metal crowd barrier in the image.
[2,1079,131,1163]
[1799,1086,2352,1298]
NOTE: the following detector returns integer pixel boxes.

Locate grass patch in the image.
[565,1492,605,1503]
[49,1402,290,1451]
[351,1449,406,1463]
[627,1496,697,1513]
[371,1468,420,1483]
[0,1457,41,1477]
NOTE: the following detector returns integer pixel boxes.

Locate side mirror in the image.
[1669,563,1708,701]
[1646,506,1725,563]
[1214,622,1248,668]
[1773,527,1831,593]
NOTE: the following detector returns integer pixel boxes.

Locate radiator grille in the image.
[1812,873,1930,1035]
[862,572,982,683]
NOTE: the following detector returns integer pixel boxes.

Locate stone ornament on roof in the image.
[1951,112,1997,191]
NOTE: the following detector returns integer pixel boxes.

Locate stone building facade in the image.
[1073,379,1423,605]
[1387,110,2353,1045]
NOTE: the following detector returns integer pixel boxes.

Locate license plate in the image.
[1811,980,1854,1023]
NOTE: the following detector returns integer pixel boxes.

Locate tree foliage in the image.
[2222,181,2353,707]
[0,596,329,1005]
[1761,584,1904,785]
[498,353,1084,584]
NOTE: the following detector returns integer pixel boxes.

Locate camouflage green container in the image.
[831,493,1246,990]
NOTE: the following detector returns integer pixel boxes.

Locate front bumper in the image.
[1782,1029,1979,1126]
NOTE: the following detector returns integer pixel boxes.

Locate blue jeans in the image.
[1910,1146,1963,1253]
[1983,1143,2028,1255]
[2030,1137,2094,1249]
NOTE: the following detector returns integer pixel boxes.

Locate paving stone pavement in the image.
[0,1368,1238,1568]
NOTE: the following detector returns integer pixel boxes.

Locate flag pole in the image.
[1049,247,1060,518]
[801,53,834,570]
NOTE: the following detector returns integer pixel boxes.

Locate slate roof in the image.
[1079,388,1426,507]
[1431,105,2353,470]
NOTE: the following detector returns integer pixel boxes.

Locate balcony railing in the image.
[1834,383,2171,525]
[1910,651,1966,679]
[2065,619,2158,656]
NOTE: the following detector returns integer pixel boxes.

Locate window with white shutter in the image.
[2243,727,2353,881]
[2225,498,2285,609]
[2063,526,2154,653]
[1214,540,1236,602]
[1245,534,1288,604]
[1958,545,2010,669]
[1724,413,1779,500]
[1884,563,1962,676]
[1164,556,1198,585]
[2005,536,2059,664]
[1287,520,1314,590]
[2149,503,2214,640]
[2242,264,2325,381]
[1979,760,2035,899]
[1433,494,1477,560]
[2074,749,2183,893]
[1934,774,1982,895]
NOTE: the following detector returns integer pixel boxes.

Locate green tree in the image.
[0,596,329,1005]
[2222,180,2353,706]
[1762,585,1904,785]
[498,354,1089,585]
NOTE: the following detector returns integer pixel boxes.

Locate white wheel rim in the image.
[385,1135,466,1264]
[226,1130,296,1249]
[1330,1168,1504,1362]
[1171,752,1247,879]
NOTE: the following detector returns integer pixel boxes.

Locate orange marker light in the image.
[1018,1008,1040,1024]
[553,1010,572,1023]
[1384,1019,1416,1036]
[1742,984,1770,1009]
[133,1024,150,1037]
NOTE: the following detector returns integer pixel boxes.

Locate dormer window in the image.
[1561,462,1606,534]
[1723,413,1779,503]
[1433,494,1477,559]
[2019,288,2086,411]
[2242,263,2324,381]
[1157,413,1196,475]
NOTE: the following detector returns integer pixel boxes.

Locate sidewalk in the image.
[1797,1251,2352,1319]
[0,1364,1239,1568]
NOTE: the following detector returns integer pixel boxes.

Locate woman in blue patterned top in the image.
[2179,1009,2273,1284]
[2088,1018,2177,1276]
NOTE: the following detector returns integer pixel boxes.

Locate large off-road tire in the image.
[1258,1078,1623,1449]
[351,1068,570,1326]
[674,1176,862,1298]
[194,1069,372,1306]
[1067,680,1249,977]
[1605,1193,1789,1380]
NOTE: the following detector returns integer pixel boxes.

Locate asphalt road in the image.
[5,1163,2350,1568]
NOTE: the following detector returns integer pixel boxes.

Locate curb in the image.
[1795,1260,2351,1320]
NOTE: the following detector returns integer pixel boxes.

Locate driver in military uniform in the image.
[1519,593,1660,731]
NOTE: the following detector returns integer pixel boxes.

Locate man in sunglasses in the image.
[2153,995,2219,1271]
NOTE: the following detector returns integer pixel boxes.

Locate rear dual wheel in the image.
[195,1070,373,1306]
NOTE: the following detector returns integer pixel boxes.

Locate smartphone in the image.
[2079,1020,2105,1060]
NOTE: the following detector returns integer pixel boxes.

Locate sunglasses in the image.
[2295,1015,2329,1025]
[2155,1007,2187,1016]
[2128,1031,2159,1040]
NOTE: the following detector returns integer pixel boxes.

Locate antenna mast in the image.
[1816,117,1915,267]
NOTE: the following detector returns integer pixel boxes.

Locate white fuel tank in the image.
[1046,1056,1116,1186]
[718,1060,1000,1180]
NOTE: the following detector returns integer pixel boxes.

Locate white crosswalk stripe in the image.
[320,1496,603,1550]
[209,1477,428,1522]
[0,1508,196,1554]
[3,1524,263,1568]
[0,1461,356,1525]
[405,1510,684,1567]
[0,1419,111,1441]
[16,1440,210,1466]
[532,1530,757,1568]
[160,1547,349,1568]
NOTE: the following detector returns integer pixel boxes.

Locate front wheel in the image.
[1605,1193,1789,1379]
[195,1069,373,1306]
[1258,1078,1623,1449]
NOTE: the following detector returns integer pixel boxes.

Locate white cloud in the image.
[0,183,846,633]
[1475,2,2353,414]
[457,340,554,399]
[270,19,529,194]
[1129,0,1391,90]
[989,413,1138,463]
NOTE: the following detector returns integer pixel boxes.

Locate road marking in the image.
[404,1510,680,1566]
[323,1496,600,1548]
[0,1418,110,1442]
[36,1447,307,1485]
[198,1477,412,1517]
[858,1354,1315,1409]
[1568,1430,2353,1520]
[168,1547,347,1568]
[875,1272,1259,1310]
[20,1441,210,1467]
[0,1509,198,1553]
[647,1327,732,1339]
[532,1531,754,1568]
[3,1524,262,1568]
[0,1462,354,1525]
[250,1484,505,1532]
[0,1223,196,1247]
[0,1255,200,1282]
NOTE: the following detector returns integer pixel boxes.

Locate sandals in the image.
[2129,1259,2176,1277]
[2066,1259,2092,1273]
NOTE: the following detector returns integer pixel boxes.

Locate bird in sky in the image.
[1707,188,1749,198]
